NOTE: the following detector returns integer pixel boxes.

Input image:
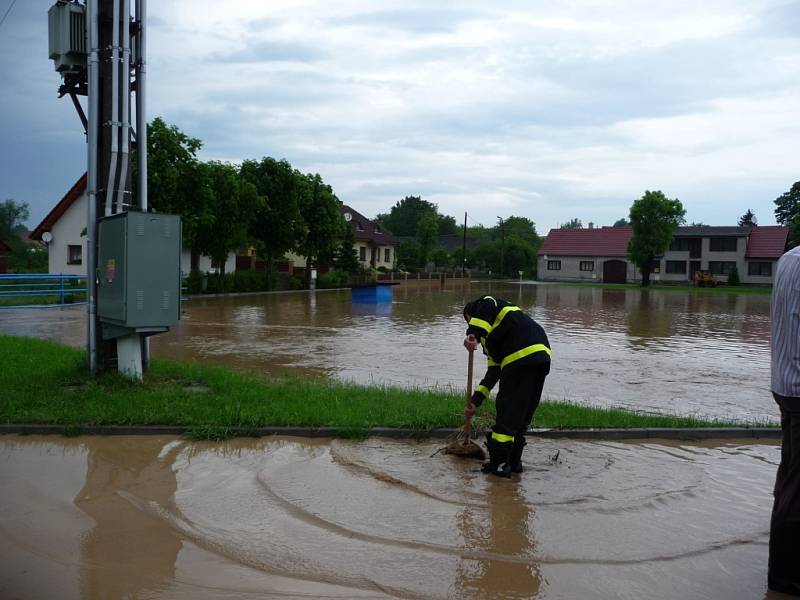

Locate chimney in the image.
[588,222,594,229]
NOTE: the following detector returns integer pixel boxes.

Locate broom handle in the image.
[463,348,475,440]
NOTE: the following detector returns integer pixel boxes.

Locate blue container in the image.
[351,283,394,304]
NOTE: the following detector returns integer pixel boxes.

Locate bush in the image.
[317,269,351,289]
[727,266,741,286]
[183,270,274,294]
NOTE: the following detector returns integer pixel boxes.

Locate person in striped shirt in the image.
[769,245,800,595]
[463,295,551,477]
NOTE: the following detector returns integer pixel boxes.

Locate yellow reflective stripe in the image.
[469,317,492,334]
[492,305,520,329]
[500,344,552,368]
[476,384,490,397]
[486,356,498,367]
[491,431,514,443]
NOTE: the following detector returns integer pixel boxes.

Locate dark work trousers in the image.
[769,392,800,595]
[492,362,550,437]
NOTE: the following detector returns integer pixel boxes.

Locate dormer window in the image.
[356,222,364,231]
[375,225,381,234]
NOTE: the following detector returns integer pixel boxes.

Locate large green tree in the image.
[295,173,345,286]
[240,157,304,275]
[774,181,800,247]
[138,117,212,249]
[627,190,686,287]
[192,161,261,277]
[560,218,583,229]
[738,209,757,227]
[612,218,630,227]
[376,195,456,237]
[0,198,29,242]
[415,210,439,270]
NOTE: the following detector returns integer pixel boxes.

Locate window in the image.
[384,248,391,263]
[579,261,594,271]
[356,222,364,231]
[709,237,738,252]
[708,261,738,275]
[665,260,686,274]
[650,259,661,274]
[669,238,691,252]
[547,260,561,271]
[359,247,366,261]
[67,244,82,265]
[375,225,382,234]
[748,261,772,277]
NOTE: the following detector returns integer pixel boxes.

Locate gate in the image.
[602,260,627,284]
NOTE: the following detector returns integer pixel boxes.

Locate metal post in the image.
[59,274,65,305]
[86,0,99,373]
[462,211,467,277]
[135,0,150,371]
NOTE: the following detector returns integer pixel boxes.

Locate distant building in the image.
[538,225,789,285]
[341,204,398,269]
[30,174,236,275]
[0,239,11,273]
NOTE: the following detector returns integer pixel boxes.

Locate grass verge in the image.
[0,335,762,439]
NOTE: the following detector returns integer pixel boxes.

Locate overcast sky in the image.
[2,0,799,234]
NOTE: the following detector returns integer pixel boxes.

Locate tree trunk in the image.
[641,266,651,287]
[305,256,312,289]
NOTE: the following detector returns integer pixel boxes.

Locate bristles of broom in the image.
[442,430,486,460]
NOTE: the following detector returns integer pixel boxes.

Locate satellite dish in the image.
[42,231,53,243]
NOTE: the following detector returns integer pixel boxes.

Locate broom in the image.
[443,347,487,460]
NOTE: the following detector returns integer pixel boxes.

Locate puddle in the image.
[0,435,784,599]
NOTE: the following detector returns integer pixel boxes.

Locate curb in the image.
[0,424,782,440]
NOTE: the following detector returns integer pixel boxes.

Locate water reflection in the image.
[0,282,775,421]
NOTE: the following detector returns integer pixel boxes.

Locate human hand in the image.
[464,402,477,418]
[463,335,478,352]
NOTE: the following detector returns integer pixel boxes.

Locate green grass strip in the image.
[0,335,765,438]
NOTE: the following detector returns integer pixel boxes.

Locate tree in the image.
[192,161,261,277]
[416,210,439,270]
[738,209,757,227]
[376,195,457,237]
[560,218,583,229]
[0,199,29,242]
[137,117,212,249]
[501,216,539,247]
[240,157,304,277]
[612,218,630,227]
[775,182,800,247]
[437,214,458,236]
[627,190,686,287]
[295,173,345,287]
[332,222,359,273]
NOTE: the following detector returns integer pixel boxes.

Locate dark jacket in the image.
[464,295,551,406]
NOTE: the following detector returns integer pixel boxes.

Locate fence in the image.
[0,274,88,309]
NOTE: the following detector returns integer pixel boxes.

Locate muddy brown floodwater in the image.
[0,281,775,422]
[0,435,785,599]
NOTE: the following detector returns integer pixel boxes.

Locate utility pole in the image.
[461,211,467,277]
[50,0,152,376]
[497,216,505,277]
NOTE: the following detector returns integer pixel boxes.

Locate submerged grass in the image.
[0,335,765,438]
[556,282,772,295]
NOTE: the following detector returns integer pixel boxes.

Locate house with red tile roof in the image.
[538,227,635,283]
[538,225,789,285]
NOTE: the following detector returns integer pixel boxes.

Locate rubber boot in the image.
[510,435,526,474]
[481,432,512,478]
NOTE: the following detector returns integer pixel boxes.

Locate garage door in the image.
[603,260,627,284]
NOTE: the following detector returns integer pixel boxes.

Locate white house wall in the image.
[538,256,639,282]
[48,193,88,275]
[180,251,236,275]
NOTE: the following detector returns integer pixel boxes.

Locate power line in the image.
[0,0,19,31]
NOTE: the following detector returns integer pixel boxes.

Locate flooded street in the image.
[0,435,781,599]
[0,282,775,422]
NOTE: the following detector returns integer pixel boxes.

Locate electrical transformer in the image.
[97,212,181,335]
[48,1,87,73]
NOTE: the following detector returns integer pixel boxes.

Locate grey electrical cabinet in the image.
[97,212,182,329]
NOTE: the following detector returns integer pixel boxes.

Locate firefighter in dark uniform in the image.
[463,295,551,477]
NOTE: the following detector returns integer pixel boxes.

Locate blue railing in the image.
[0,273,88,309]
